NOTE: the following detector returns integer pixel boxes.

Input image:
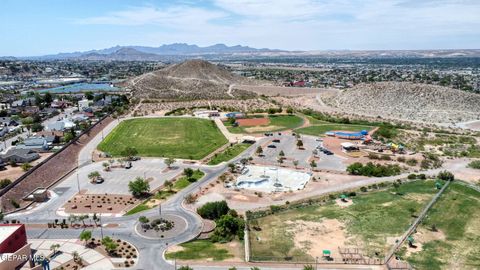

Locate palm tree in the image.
[50,244,60,256]
[68,214,77,226]
[88,171,100,183]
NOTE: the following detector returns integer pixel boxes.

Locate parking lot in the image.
[252,133,346,171]
[56,159,182,195]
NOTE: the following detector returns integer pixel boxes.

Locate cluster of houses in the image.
[0,92,121,169]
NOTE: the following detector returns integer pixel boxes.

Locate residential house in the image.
[1,148,40,163]
[16,137,50,152]
[78,99,90,110]
[46,119,75,131]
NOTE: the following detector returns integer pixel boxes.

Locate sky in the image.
[1,0,480,56]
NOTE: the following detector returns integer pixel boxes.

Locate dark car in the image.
[95,177,105,184]
[324,150,334,155]
[130,156,141,161]
[125,162,132,169]
[267,145,277,148]
[272,139,281,143]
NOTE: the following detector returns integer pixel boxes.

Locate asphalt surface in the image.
[6,115,473,270]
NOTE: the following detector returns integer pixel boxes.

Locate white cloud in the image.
[74,0,480,50]
[76,5,227,28]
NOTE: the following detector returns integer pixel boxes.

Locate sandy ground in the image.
[406,228,446,256]
[237,118,270,126]
[194,171,365,212]
[286,219,350,259]
[0,152,53,180]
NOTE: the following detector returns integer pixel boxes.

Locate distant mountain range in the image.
[26,43,284,61]
[5,44,480,61]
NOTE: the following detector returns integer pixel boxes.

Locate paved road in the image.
[7,115,262,269]
[6,115,475,270]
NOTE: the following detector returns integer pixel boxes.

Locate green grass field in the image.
[403,183,480,270]
[226,114,304,134]
[295,124,374,136]
[98,118,227,159]
[165,240,234,261]
[249,180,440,261]
[208,143,251,165]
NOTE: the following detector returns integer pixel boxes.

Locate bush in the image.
[210,214,245,242]
[418,174,427,180]
[467,160,480,169]
[397,156,406,163]
[0,179,12,189]
[408,174,417,180]
[347,162,402,177]
[406,158,418,166]
[437,170,455,181]
[197,201,230,220]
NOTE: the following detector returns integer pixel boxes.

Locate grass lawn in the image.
[173,170,204,190]
[404,182,480,270]
[125,203,150,215]
[98,118,227,159]
[249,180,440,261]
[165,240,236,261]
[295,124,374,136]
[227,114,304,134]
[208,143,251,165]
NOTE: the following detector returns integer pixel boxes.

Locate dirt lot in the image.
[235,85,334,96]
[62,192,139,214]
[0,153,53,180]
[236,118,270,127]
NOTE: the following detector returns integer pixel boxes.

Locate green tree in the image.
[21,163,32,172]
[303,265,315,270]
[128,177,150,198]
[183,168,194,179]
[164,180,173,191]
[88,171,101,182]
[101,236,118,255]
[211,214,245,242]
[178,266,193,270]
[197,200,230,220]
[79,230,92,246]
[437,170,454,181]
[165,157,176,168]
[310,160,317,170]
[296,140,303,148]
[121,147,138,159]
[255,146,263,155]
[64,132,75,143]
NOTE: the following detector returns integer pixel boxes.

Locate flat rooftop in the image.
[0,224,22,243]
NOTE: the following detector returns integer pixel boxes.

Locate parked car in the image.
[125,162,132,169]
[95,177,105,184]
[324,150,334,155]
[267,145,277,148]
[272,139,281,143]
[130,156,141,161]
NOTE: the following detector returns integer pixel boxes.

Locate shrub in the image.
[0,179,12,189]
[347,162,402,177]
[406,158,418,166]
[197,201,230,220]
[408,174,417,180]
[437,171,455,181]
[467,160,480,169]
[397,156,406,162]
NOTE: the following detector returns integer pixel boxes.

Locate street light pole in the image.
[76,173,80,193]
[99,213,104,240]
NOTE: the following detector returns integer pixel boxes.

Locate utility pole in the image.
[99,213,104,240]
[158,203,161,217]
[76,173,80,193]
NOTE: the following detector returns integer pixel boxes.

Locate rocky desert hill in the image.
[322,82,480,123]
[129,60,256,100]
